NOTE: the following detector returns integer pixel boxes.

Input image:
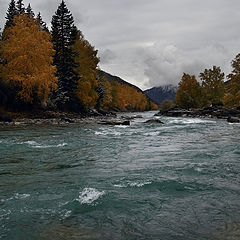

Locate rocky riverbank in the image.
[0,109,117,125]
[155,106,240,123]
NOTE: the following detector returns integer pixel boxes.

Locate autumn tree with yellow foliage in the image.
[0,14,57,106]
[175,73,206,109]
[199,66,224,106]
[224,53,240,108]
[73,30,99,110]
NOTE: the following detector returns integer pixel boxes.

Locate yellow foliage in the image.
[225,54,240,107]
[73,31,99,109]
[108,81,154,111]
[0,14,57,104]
[96,75,113,110]
[176,73,206,109]
[223,93,235,108]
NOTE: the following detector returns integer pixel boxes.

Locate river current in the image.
[0,111,240,240]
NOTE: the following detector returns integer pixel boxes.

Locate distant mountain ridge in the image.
[98,70,144,93]
[97,70,158,110]
[144,85,177,105]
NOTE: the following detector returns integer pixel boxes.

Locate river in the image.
[0,111,240,240]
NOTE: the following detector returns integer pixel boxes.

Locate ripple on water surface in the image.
[0,113,240,240]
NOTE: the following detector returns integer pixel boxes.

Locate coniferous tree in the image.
[36,12,48,31]
[4,0,17,29]
[26,3,34,18]
[51,0,80,109]
[16,0,25,14]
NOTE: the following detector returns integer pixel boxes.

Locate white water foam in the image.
[77,188,105,204]
[143,132,159,136]
[2,193,30,202]
[94,129,121,136]
[115,125,129,128]
[114,181,152,188]
[24,141,67,148]
[195,167,203,172]
[169,118,215,124]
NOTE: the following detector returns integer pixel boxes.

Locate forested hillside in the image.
[0,0,157,113]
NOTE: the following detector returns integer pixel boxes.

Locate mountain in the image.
[98,70,144,93]
[97,70,158,111]
[144,85,177,105]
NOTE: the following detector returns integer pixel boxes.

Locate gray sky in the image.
[1,0,240,90]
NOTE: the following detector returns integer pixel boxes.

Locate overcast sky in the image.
[1,0,240,90]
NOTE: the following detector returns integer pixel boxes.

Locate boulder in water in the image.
[100,120,130,126]
[144,119,164,124]
[227,116,240,123]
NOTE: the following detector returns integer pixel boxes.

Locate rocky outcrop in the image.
[227,116,240,123]
[99,120,130,126]
[155,106,240,122]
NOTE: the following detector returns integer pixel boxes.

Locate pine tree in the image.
[4,0,17,29]
[36,12,48,31]
[51,0,80,109]
[16,0,25,14]
[26,3,34,18]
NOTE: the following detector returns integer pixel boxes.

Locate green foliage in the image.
[26,3,34,18]
[199,66,224,105]
[4,0,17,30]
[36,12,48,32]
[16,0,25,14]
[51,1,80,109]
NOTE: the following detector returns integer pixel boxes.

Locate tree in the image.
[26,3,35,18]
[4,0,17,30]
[0,14,57,105]
[36,12,48,32]
[51,0,79,109]
[175,73,206,109]
[96,74,112,110]
[225,54,240,107]
[160,99,175,111]
[199,66,224,105]
[73,30,99,109]
[16,0,25,14]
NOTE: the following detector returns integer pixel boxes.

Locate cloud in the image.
[142,43,232,87]
[99,49,116,64]
[1,0,240,90]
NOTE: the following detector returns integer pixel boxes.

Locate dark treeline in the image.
[0,0,157,113]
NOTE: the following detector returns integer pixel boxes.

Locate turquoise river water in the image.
[0,111,240,240]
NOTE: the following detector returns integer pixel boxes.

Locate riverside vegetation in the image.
[0,0,157,122]
[157,62,240,122]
